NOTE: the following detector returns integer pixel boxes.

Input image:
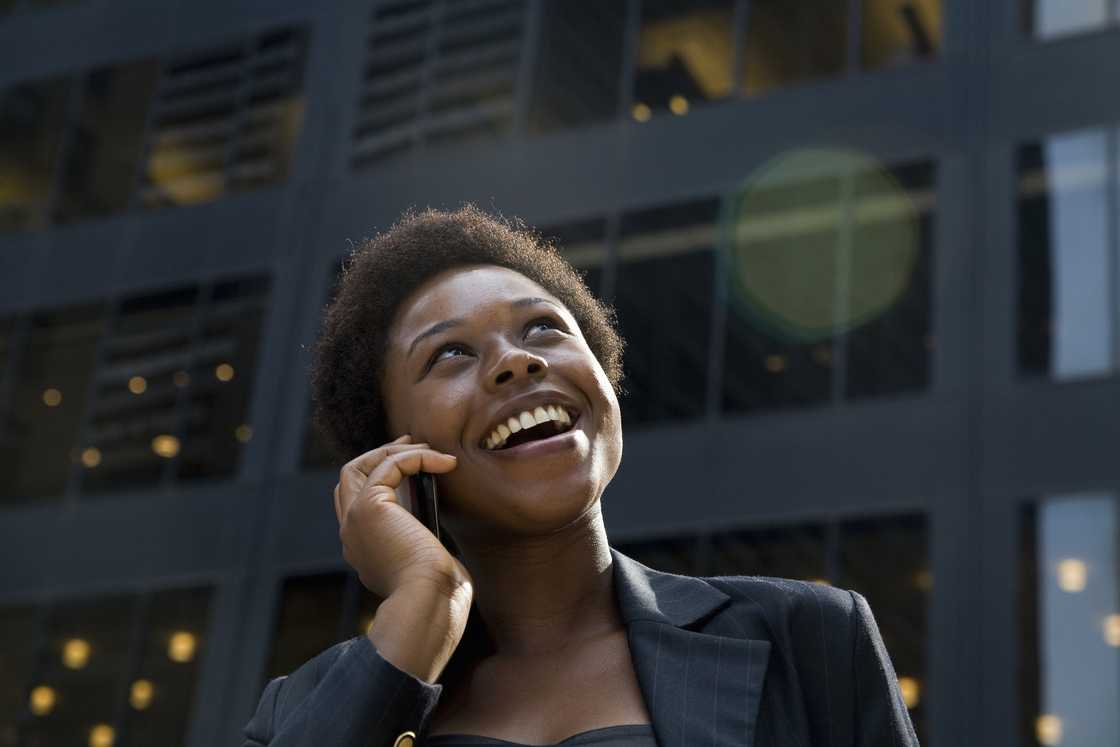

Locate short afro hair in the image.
[309,204,627,465]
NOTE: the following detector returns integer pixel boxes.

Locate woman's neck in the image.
[453,508,620,659]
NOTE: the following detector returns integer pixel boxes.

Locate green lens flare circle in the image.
[720,148,920,344]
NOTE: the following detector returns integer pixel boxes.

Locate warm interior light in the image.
[809,578,830,586]
[151,434,180,458]
[765,354,787,373]
[1036,714,1062,746]
[234,424,253,443]
[668,94,689,115]
[215,363,235,382]
[812,346,832,366]
[128,376,147,394]
[914,569,933,591]
[28,685,56,716]
[89,723,115,747]
[898,676,920,708]
[168,631,197,663]
[63,638,91,669]
[130,679,154,710]
[631,103,652,122]
[1056,558,1087,592]
[42,388,62,407]
[1103,614,1120,647]
[173,370,190,388]
[81,447,102,468]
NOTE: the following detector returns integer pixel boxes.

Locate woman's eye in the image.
[430,344,468,367]
[528,317,562,334]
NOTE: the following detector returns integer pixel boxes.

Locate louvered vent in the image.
[139,27,307,208]
[353,0,525,167]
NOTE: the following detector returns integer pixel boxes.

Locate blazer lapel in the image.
[611,547,771,747]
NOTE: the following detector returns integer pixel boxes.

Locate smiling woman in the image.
[243,205,921,747]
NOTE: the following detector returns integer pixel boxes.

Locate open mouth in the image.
[480,405,580,451]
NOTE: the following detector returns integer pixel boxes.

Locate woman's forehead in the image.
[390,266,566,339]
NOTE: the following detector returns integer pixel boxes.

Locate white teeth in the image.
[485,404,577,450]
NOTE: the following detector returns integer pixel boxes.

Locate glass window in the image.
[178,276,270,481]
[707,522,828,582]
[302,259,347,471]
[0,303,106,505]
[840,514,929,741]
[0,604,39,744]
[0,76,73,232]
[527,1,626,133]
[861,0,943,70]
[79,285,200,495]
[121,587,212,746]
[1022,0,1118,39]
[1017,128,1119,381]
[140,27,308,208]
[21,594,135,746]
[265,573,348,685]
[632,0,735,122]
[722,153,933,415]
[616,198,718,427]
[740,0,847,96]
[1019,494,1120,747]
[52,60,160,224]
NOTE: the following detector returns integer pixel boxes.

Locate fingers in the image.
[335,438,456,523]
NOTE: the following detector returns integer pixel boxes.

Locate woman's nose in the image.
[487,348,548,388]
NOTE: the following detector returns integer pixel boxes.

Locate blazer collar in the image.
[610,546,772,747]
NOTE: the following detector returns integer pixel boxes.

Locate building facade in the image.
[1,1,1119,745]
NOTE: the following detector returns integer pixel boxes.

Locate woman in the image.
[242,206,920,747]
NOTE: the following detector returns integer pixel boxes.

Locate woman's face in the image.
[381,264,623,541]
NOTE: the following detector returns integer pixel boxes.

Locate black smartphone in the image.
[407,472,441,541]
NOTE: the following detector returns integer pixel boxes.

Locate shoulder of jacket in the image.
[704,574,858,629]
[273,636,363,719]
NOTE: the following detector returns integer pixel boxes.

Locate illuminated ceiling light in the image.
[89,723,115,747]
[631,102,652,122]
[1056,558,1087,592]
[28,685,56,716]
[168,631,197,663]
[809,578,830,586]
[130,679,154,710]
[811,346,832,366]
[81,447,102,469]
[234,424,253,443]
[1103,614,1120,647]
[765,354,787,373]
[128,376,147,394]
[215,363,235,382]
[914,569,933,591]
[42,388,63,407]
[668,94,689,115]
[1036,714,1062,746]
[151,434,180,459]
[898,676,921,708]
[173,370,190,388]
[63,638,91,669]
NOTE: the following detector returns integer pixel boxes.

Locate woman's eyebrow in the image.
[407,297,562,358]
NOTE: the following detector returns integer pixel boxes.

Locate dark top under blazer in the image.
[242,546,920,747]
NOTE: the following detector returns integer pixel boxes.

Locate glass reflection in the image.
[1023,0,1117,39]
[1017,129,1118,380]
[0,76,72,232]
[741,0,847,96]
[615,535,700,576]
[616,198,717,426]
[707,523,827,581]
[527,1,626,133]
[1020,495,1120,747]
[0,303,105,505]
[0,604,39,744]
[634,0,735,119]
[265,573,348,686]
[861,0,942,69]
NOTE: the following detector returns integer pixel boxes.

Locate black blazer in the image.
[242,546,920,746]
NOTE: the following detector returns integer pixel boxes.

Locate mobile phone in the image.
[406,472,441,541]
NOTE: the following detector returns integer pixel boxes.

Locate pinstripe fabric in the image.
[243,546,919,747]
